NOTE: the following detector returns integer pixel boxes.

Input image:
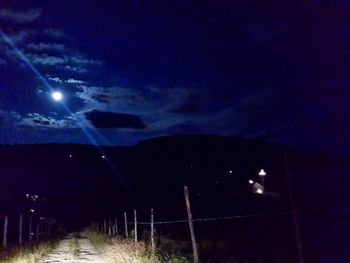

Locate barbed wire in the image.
[99,205,350,227]
[118,210,293,225]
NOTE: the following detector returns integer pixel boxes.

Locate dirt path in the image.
[38,233,107,263]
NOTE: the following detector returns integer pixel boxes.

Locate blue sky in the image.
[0,1,348,153]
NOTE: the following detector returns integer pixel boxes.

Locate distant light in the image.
[248,180,254,184]
[256,189,264,194]
[258,169,267,177]
[51,91,63,101]
[30,209,35,213]
[101,155,106,159]
[215,181,219,184]
[69,154,73,158]
[253,182,264,194]
[26,194,38,201]
[229,170,233,174]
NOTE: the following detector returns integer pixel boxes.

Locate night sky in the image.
[0,1,348,153]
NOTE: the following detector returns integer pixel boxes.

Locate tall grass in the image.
[0,239,59,263]
[69,234,80,258]
[86,230,190,263]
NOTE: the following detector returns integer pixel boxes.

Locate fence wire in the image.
[115,210,293,226]
[108,205,350,226]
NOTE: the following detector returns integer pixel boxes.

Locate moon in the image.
[52,91,63,101]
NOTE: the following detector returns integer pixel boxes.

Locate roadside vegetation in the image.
[69,234,80,258]
[86,230,191,263]
[0,239,59,263]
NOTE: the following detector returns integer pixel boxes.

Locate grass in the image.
[69,234,80,258]
[87,230,113,252]
[86,230,244,262]
[0,239,59,263]
[86,229,191,263]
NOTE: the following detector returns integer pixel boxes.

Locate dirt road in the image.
[38,233,107,263]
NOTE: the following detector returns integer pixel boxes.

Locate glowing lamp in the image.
[256,189,264,194]
[258,169,267,176]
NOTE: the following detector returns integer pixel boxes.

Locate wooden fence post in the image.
[115,216,118,236]
[184,186,199,263]
[108,218,112,236]
[151,208,155,255]
[19,214,23,245]
[3,216,8,248]
[134,209,137,243]
[36,221,40,240]
[285,152,305,263]
[29,214,33,241]
[124,212,128,238]
[103,219,107,233]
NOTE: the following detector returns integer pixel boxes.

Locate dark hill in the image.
[0,135,349,220]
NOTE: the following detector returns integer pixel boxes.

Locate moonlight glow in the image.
[52,91,63,101]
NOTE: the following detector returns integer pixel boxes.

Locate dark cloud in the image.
[85,110,146,129]
[27,42,66,52]
[47,76,85,84]
[75,86,145,109]
[19,113,76,129]
[27,54,66,65]
[26,54,102,67]
[0,8,42,23]
[91,94,111,104]
[172,102,200,114]
[64,65,87,73]
[4,30,34,44]
[43,28,67,38]
[33,119,50,125]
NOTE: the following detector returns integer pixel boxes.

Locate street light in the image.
[258,169,267,186]
[258,169,267,177]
